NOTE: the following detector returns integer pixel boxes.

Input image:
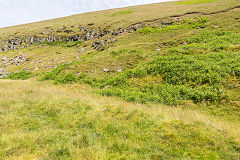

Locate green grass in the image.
[138,17,208,34]
[0,80,239,159]
[178,0,219,5]
[39,39,83,47]
[112,10,133,16]
[110,49,140,56]
[168,31,240,54]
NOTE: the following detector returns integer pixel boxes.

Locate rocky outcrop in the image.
[0,22,145,52]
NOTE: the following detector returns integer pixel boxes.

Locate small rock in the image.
[78,48,87,53]
[104,68,109,73]
[116,68,123,72]
[103,85,110,90]
[60,26,66,30]
[88,23,95,26]
[76,72,82,76]
[2,57,7,61]
[64,30,73,33]
[181,42,187,45]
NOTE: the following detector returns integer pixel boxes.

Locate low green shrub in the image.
[41,64,70,81]
[6,70,32,80]
[55,73,78,84]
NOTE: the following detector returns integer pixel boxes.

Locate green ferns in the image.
[100,31,240,105]
[101,52,240,104]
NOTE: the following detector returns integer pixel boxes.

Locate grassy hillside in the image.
[0,80,239,159]
[0,0,240,159]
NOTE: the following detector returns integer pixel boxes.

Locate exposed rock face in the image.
[0,23,145,52]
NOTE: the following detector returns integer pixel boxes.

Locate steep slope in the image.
[0,0,240,159]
